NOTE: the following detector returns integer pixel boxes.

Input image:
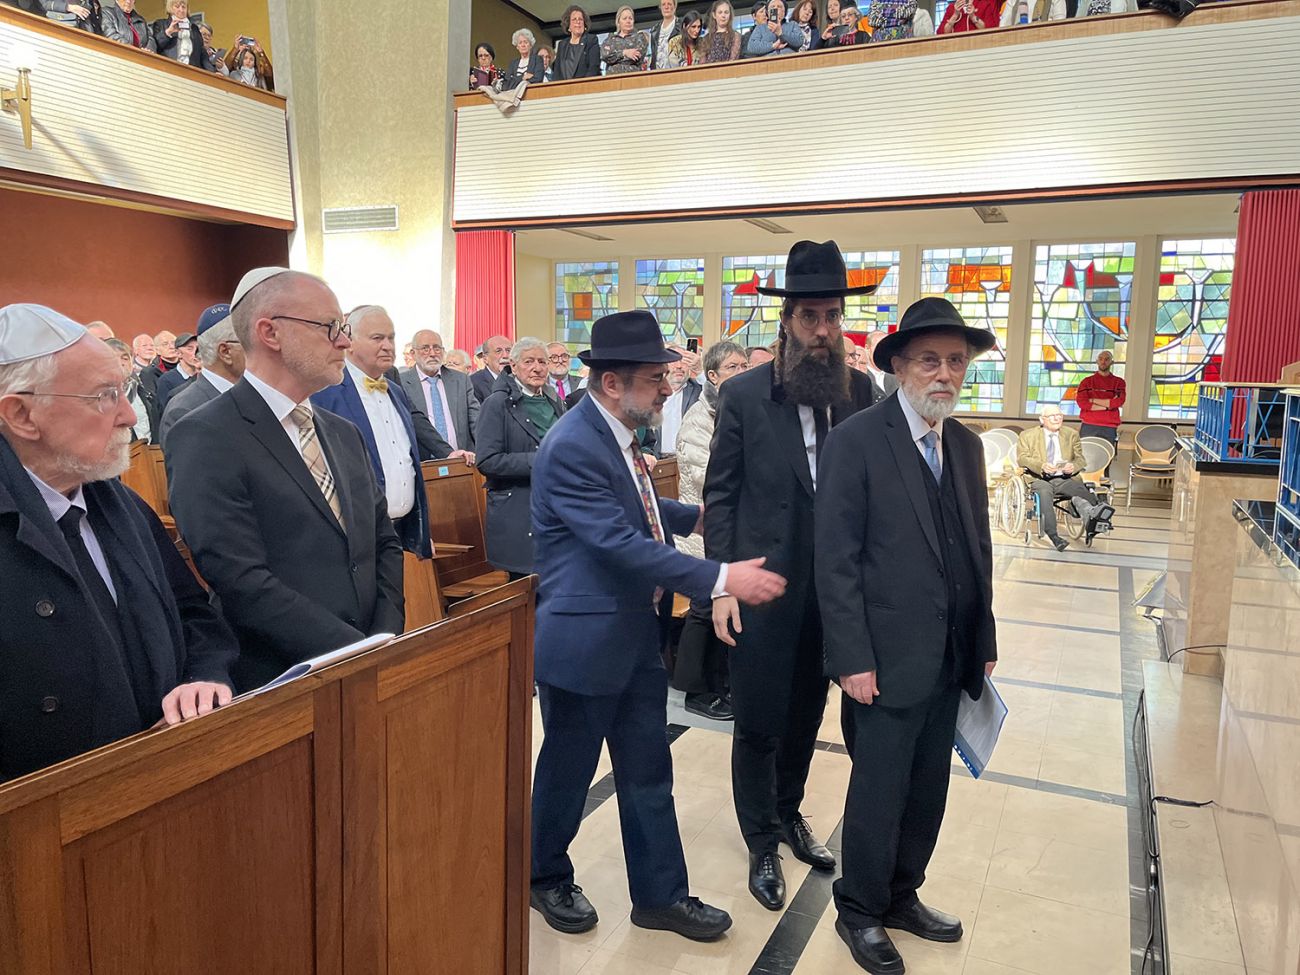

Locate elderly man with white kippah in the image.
[165,268,406,692]
[0,304,238,783]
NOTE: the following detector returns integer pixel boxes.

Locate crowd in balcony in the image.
[469,0,1144,99]
[5,0,274,91]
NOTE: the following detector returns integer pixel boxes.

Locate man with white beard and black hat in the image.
[703,239,877,911]
[816,297,999,974]
[0,304,237,782]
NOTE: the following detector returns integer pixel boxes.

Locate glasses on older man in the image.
[792,309,845,330]
[900,353,971,374]
[414,343,444,354]
[548,353,571,363]
[15,383,127,414]
[271,315,352,343]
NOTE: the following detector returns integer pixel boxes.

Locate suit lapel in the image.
[234,381,345,536]
[762,397,814,499]
[507,394,543,445]
[578,396,653,536]
[883,398,942,565]
[945,423,986,579]
[314,411,360,546]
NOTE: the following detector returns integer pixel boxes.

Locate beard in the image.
[902,379,960,424]
[58,429,132,484]
[780,329,849,409]
[625,404,662,428]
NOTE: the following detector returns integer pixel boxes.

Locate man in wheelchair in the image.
[1017,405,1115,550]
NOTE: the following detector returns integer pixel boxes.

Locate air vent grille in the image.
[322,205,400,234]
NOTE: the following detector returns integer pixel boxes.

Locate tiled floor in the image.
[528,503,1174,975]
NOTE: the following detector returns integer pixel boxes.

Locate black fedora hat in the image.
[577,310,682,366]
[873,297,997,374]
[756,239,879,298]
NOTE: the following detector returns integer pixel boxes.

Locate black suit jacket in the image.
[0,438,236,781]
[552,34,602,79]
[703,362,875,732]
[815,394,996,708]
[166,378,405,691]
[471,367,502,403]
[501,52,545,89]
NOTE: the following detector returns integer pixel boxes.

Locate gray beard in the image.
[626,405,662,428]
[57,433,132,485]
[903,383,958,424]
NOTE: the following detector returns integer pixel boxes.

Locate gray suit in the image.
[400,366,479,451]
[158,373,224,451]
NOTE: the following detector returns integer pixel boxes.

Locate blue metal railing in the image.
[1275,390,1300,566]
[1193,383,1287,464]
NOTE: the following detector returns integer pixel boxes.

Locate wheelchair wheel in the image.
[1062,504,1085,541]
[999,482,1027,539]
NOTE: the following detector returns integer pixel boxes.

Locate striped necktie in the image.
[291,405,344,527]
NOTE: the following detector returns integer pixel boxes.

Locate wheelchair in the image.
[984,435,1116,547]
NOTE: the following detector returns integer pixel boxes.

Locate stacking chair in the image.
[1079,436,1116,504]
[1126,425,1179,510]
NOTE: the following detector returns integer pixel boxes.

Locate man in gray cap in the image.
[165,268,405,692]
[0,304,238,782]
[158,304,245,451]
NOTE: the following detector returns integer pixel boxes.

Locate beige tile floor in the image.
[528,506,1168,975]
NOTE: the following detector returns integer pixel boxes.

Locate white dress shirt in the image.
[896,388,944,473]
[661,387,687,457]
[347,361,416,519]
[797,403,831,489]
[242,369,337,480]
[588,392,728,596]
[26,469,117,602]
[417,366,458,450]
[204,370,235,395]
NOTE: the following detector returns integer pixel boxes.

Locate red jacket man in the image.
[1075,350,1126,451]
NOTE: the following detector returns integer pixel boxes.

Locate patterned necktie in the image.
[921,430,942,483]
[424,374,449,437]
[363,376,388,394]
[630,446,665,543]
[290,405,344,527]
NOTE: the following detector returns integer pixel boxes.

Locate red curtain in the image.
[1220,190,1300,383]
[455,230,515,356]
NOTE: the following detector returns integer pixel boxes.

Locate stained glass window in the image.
[635,258,705,346]
[555,261,618,354]
[721,251,899,351]
[1027,242,1136,416]
[921,246,1013,413]
[1149,239,1235,420]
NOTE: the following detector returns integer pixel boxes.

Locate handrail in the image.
[453,0,1296,108]
[0,3,285,110]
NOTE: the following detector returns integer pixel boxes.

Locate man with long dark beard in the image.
[815,298,999,974]
[704,240,877,910]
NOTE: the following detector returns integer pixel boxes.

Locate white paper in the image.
[953,676,1007,779]
[235,633,396,700]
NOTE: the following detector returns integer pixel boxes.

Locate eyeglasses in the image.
[414,344,444,354]
[900,353,971,374]
[271,315,352,343]
[15,384,126,415]
[548,354,571,363]
[792,310,845,330]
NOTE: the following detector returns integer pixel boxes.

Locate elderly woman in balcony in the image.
[664,9,705,67]
[152,0,216,69]
[601,6,649,74]
[702,0,743,61]
[37,0,100,33]
[100,0,155,50]
[553,4,602,80]
[938,0,998,31]
[501,26,546,104]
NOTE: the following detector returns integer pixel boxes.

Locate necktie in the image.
[425,375,449,438]
[291,405,344,527]
[1048,432,1060,465]
[921,430,942,483]
[363,376,389,394]
[556,378,567,400]
[630,446,665,543]
[813,407,829,461]
[57,507,119,637]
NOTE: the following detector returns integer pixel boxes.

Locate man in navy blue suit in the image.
[311,306,468,558]
[529,310,788,942]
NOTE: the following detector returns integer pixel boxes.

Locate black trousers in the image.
[1028,476,1098,540]
[671,598,729,696]
[531,664,689,909]
[732,596,828,854]
[835,680,962,928]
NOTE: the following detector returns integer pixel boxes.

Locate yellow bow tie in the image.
[363,376,389,394]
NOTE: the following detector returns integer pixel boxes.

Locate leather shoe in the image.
[835,919,904,975]
[530,883,598,934]
[684,692,734,721]
[782,816,836,870]
[883,900,963,943]
[748,851,785,910]
[1051,535,1069,552]
[631,896,732,941]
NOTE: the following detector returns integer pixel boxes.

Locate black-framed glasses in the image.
[548,353,571,363]
[15,384,126,415]
[793,309,845,330]
[271,315,352,343]
[414,344,443,354]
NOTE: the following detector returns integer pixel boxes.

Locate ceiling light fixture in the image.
[559,227,614,241]
[973,205,1009,224]
[745,217,793,234]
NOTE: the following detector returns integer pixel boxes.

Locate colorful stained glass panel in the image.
[1149,239,1234,420]
[555,261,618,354]
[921,246,1013,413]
[1027,242,1136,416]
[635,258,705,346]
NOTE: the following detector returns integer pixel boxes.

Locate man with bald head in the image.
[166,269,405,691]
[86,321,115,341]
[399,326,479,453]
[0,304,237,781]
[471,333,513,402]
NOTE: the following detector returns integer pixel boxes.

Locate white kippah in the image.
[0,304,87,365]
[231,266,292,309]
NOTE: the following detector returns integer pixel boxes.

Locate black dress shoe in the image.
[630,896,732,941]
[1051,535,1069,552]
[530,883,598,934]
[782,816,836,870]
[748,851,785,910]
[883,900,963,943]
[684,692,734,721]
[835,919,905,975]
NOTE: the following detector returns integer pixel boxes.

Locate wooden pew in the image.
[402,550,447,628]
[421,459,510,599]
[120,441,169,519]
[651,455,680,500]
[0,579,534,975]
